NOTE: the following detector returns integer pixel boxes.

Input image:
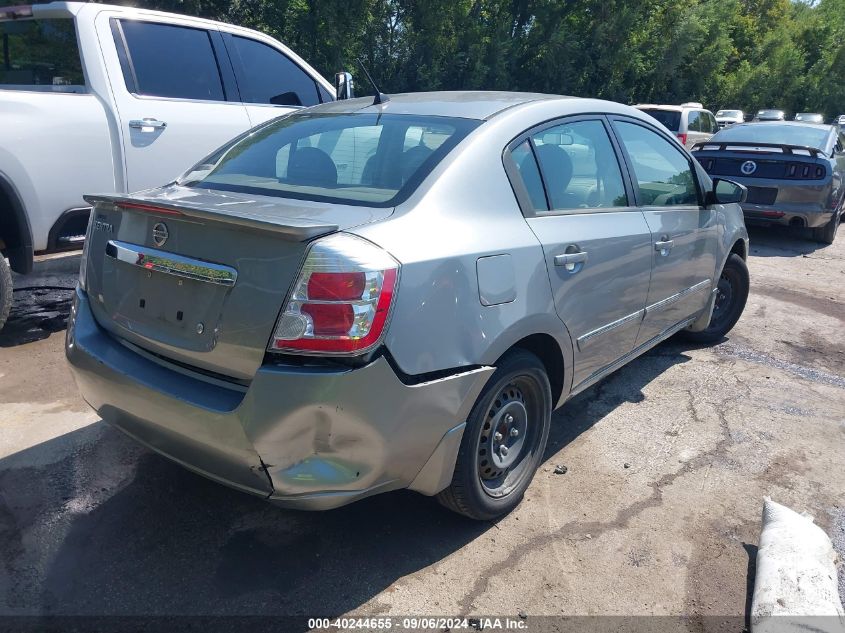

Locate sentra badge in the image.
[93,217,114,234]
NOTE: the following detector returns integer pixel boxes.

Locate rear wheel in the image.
[0,256,11,333]
[437,349,551,521]
[813,212,840,245]
[682,253,749,345]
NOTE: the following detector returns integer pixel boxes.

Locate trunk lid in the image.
[83,185,391,381]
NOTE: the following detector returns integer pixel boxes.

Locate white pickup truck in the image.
[0,1,335,330]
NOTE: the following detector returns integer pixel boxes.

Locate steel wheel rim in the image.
[709,273,734,330]
[476,376,542,499]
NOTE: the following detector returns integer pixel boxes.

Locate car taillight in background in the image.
[677,133,688,146]
[786,163,826,179]
[693,154,827,181]
[269,233,399,355]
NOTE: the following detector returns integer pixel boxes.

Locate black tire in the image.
[812,212,839,245]
[437,349,551,521]
[682,253,749,345]
[0,256,11,333]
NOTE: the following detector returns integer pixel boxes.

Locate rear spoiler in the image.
[691,141,826,157]
[84,193,338,242]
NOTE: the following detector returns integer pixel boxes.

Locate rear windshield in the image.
[711,124,830,150]
[638,109,681,132]
[0,19,84,91]
[181,113,481,207]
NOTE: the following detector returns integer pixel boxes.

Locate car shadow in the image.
[1,423,490,621]
[0,339,697,624]
[745,224,830,257]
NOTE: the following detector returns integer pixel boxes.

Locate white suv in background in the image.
[634,102,718,149]
[0,1,334,330]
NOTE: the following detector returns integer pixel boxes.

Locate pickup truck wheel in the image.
[682,253,749,345]
[0,256,11,332]
[812,212,839,245]
[437,349,551,521]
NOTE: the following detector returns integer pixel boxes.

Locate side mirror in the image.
[334,72,355,100]
[709,178,747,205]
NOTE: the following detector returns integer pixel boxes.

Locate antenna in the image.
[356,57,390,106]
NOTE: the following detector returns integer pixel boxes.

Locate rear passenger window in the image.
[227,36,320,107]
[119,21,224,101]
[512,141,547,211]
[529,120,627,211]
[614,121,699,207]
[0,19,84,90]
[687,111,701,132]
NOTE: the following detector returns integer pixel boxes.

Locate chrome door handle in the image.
[554,250,588,272]
[129,118,167,130]
[654,238,674,256]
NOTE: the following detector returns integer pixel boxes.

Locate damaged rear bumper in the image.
[66,289,493,510]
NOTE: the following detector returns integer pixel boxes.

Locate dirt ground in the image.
[0,225,843,631]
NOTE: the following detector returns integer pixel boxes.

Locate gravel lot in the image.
[1,226,843,630]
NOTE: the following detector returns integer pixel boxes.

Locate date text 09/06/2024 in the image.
[308,617,529,630]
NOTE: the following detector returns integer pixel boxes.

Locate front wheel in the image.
[682,253,749,345]
[437,349,551,521]
[0,257,12,333]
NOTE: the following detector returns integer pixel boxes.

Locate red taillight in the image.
[677,133,688,146]
[760,211,785,218]
[270,234,400,355]
[307,272,366,301]
[302,303,355,336]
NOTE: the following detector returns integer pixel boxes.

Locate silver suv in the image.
[67,92,750,520]
[715,109,745,128]
[634,102,718,149]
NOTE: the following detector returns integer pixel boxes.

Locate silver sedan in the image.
[67,92,749,520]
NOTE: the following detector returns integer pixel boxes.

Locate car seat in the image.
[534,144,576,209]
[287,147,338,187]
